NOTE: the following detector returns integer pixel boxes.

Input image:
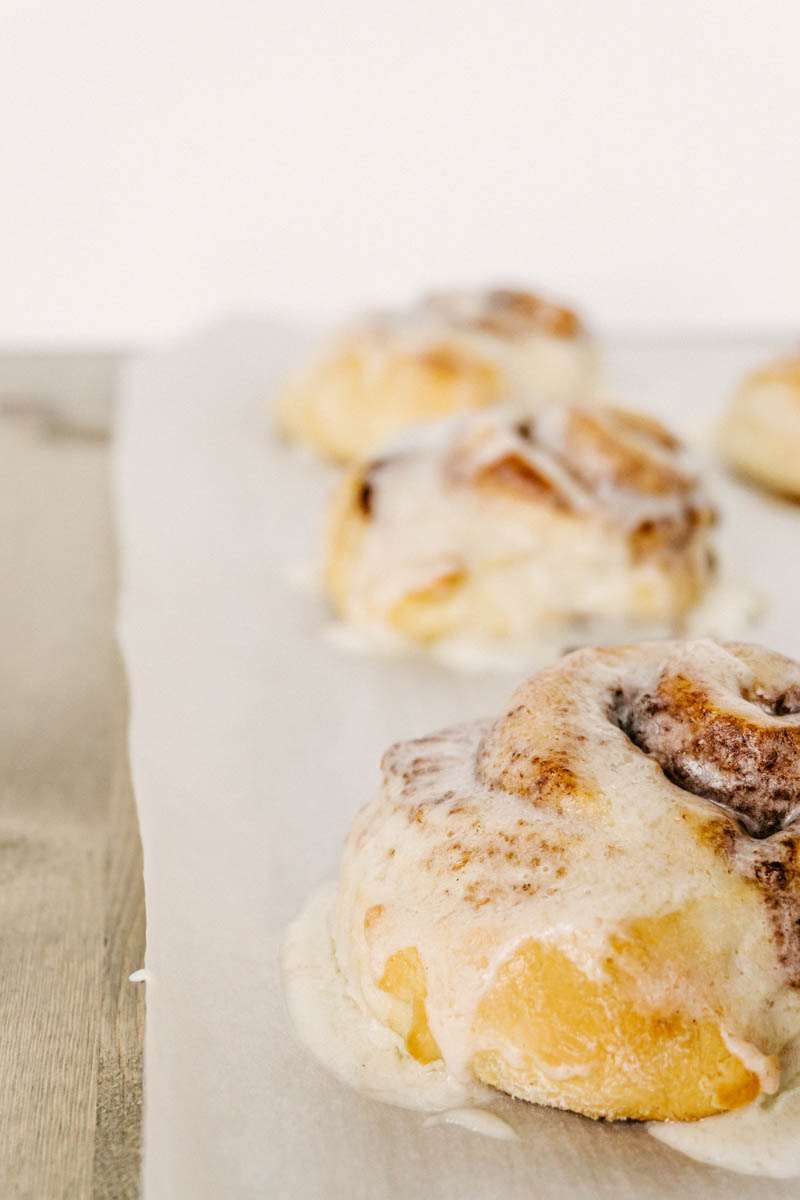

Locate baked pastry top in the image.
[333,640,800,1121]
[275,288,598,462]
[325,402,716,646]
[719,355,800,497]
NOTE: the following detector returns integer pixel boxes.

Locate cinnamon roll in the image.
[289,640,800,1122]
[719,356,800,497]
[324,402,717,647]
[275,288,598,462]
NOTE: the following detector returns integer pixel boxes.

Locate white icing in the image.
[284,644,800,1176]
[357,288,600,402]
[423,1108,518,1140]
[284,885,800,1176]
[720,1029,779,1095]
[335,706,789,1089]
[322,574,760,676]
[649,1074,800,1178]
[336,404,717,644]
[281,883,489,1112]
[655,936,800,1179]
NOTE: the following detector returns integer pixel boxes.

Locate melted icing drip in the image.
[282,883,488,1112]
[283,886,800,1176]
[423,1108,518,1140]
[322,574,760,676]
[361,402,713,536]
[649,1053,800,1178]
[338,403,717,640]
[286,642,800,1178]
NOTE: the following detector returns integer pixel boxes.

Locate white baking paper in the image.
[115,318,800,1199]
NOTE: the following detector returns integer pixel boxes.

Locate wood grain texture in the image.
[93,693,145,1200]
[0,377,143,1199]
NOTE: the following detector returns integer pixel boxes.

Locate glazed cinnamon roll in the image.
[291,640,800,1122]
[719,355,800,497]
[324,402,717,647]
[275,287,598,462]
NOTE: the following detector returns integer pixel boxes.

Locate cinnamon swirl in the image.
[275,288,598,462]
[287,640,800,1122]
[719,356,800,497]
[324,402,717,647]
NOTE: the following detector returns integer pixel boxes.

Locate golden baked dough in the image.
[325,403,716,645]
[275,288,598,462]
[334,640,800,1121]
[719,356,800,497]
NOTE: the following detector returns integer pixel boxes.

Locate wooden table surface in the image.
[0,353,144,1199]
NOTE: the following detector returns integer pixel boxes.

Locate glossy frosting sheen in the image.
[326,403,717,643]
[284,641,800,1175]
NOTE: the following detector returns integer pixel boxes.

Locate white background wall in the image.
[2,0,799,344]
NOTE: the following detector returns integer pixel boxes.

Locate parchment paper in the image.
[115,318,800,1199]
